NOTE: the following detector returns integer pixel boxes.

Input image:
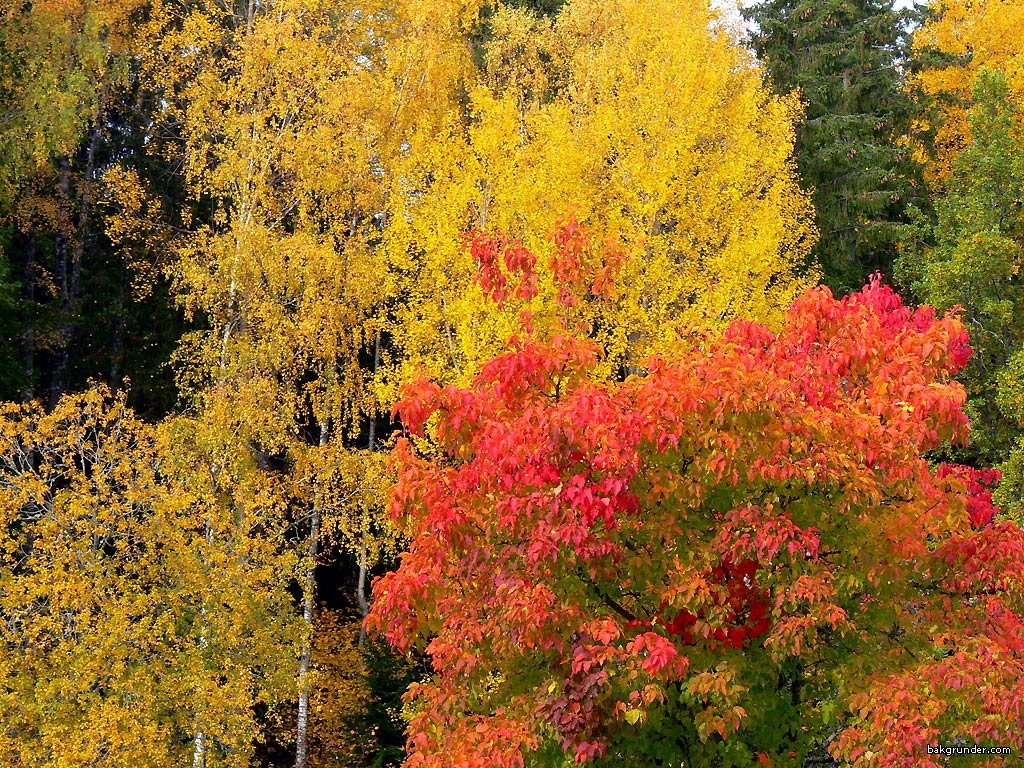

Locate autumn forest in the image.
[2,0,1024,766]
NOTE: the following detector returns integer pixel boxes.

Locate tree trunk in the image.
[192,723,207,768]
[71,109,102,309]
[357,515,370,644]
[20,226,35,402]
[357,328,382,645]
[109,253,126,388]
[295,417,329,768]
[49,106,102,408]
[193,516,214,768]
[49,156,71,410]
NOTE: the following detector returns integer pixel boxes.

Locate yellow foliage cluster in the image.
[0,390,172,766]
[911,0,1024,183]
[0,389,301,767]
[0,0,141,178]
[381,0,817,395]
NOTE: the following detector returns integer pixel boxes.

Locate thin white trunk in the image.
[198,225,239,765]
[192,726,207,768]
[438,287,462,377]
[357,329,382,645]
[295,418,329,768]
[193,516,214,768]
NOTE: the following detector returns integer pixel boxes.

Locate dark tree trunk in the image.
[20,226,36,402]
[49,156,72,410]
[110,253,126,388]
[49,106,103,409]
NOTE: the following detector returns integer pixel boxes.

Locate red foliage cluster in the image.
[934,463,1002,529]
[631,559,771,650]
[470,216,628,311]
[368,258,1024,768]
[467,230,538,307]
[549,216,628,305]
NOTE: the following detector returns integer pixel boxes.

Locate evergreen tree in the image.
[744,0,923,294]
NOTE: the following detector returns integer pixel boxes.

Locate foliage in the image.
[6,0,1024,766]
[910,0,1024,185]
[298,613,376,767]
[0,0,140,195]
[0,0,187,411]
[161,412,307,767]
[0,388,176,766]
[897,70,1024,519]
[369,246,1024,767]
[0,387,306,767]
[132,0,418,762]
[379,0,817,400]
[904,0,1024,520]
[744,0,924,294]
[293,611,421,768]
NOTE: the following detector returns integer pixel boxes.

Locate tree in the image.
[0,388,179,766]
[286,613,420,768]
[158,410,306,768]
[0,231,21,394]
[0,0,185,416]
[0,0,151,405]
[368,232,1024,767]
[897,70,1024,512]
[744,0,923,294]
[132,0,431,762]
[379,0,817,401]
[0,385,307,767]
[902,1,1024,517]
[909,0,1024,186]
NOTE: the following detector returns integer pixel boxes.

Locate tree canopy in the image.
[370,233,1024,768]
[744,0,922,294]
[1,1,1024,766]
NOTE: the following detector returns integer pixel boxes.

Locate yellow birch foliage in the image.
[911,0,1024,184]
[132,0,485,593]
[121,0,435,759]
[0,0,142,191]
[303,614,374,767]
[0,387,305,768]
[0,389,174,767]
[157,411,304,768]
[380,0,817,397]
[0,0,145,311]
[133,0,468,430]
[138,0,413,579]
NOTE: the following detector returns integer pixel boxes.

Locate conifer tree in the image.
[744,0,922,294]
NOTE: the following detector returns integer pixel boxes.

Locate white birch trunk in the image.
[295,418,329,768]
[358,329,382,645]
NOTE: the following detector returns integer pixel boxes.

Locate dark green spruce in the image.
[744,0,924,296]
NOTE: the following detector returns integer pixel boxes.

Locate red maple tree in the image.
[367,228,1024,768]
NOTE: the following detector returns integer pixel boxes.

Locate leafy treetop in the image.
[368,232,1024,768]
[910,0,1024,185]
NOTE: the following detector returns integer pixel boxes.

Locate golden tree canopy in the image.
[380,0,817,396]
[911,0,1024,184]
